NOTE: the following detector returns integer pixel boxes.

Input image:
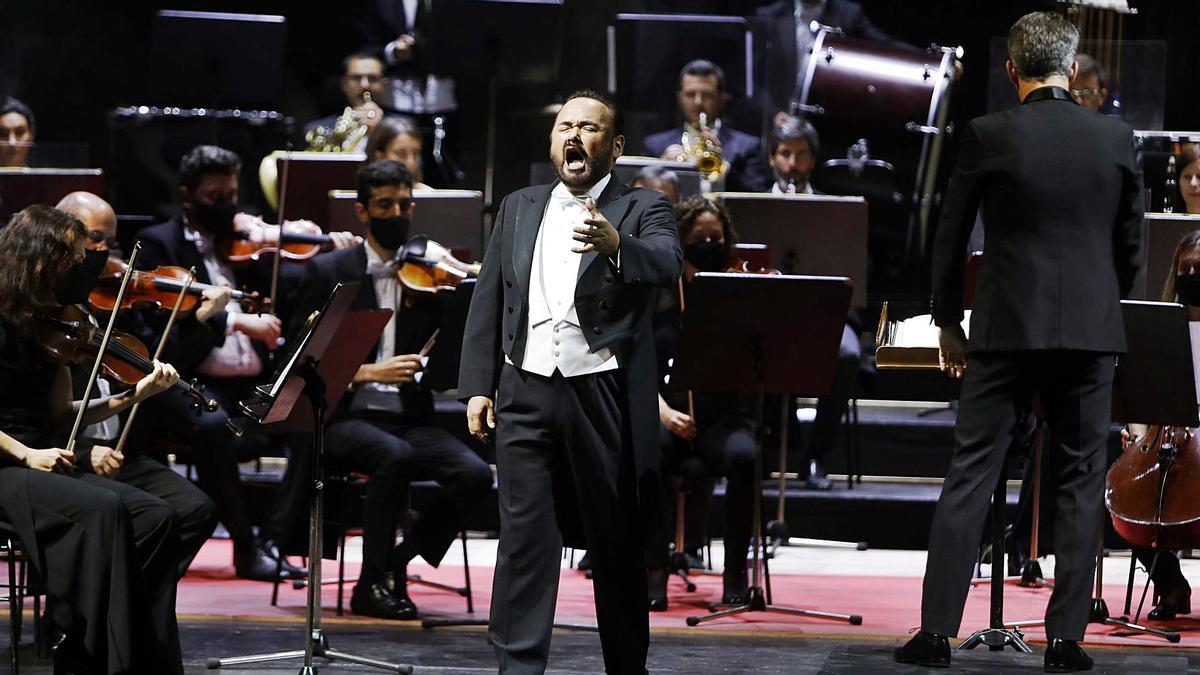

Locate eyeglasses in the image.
[1071,88,1102,99]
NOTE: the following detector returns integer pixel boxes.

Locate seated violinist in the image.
[132,144,352,582]
[0,205,186,672]
[649,195,757,609]
[287,159,492,620]
[1124,230,1200,620]
[56,191,220,579]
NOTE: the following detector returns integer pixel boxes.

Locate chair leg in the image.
[270,551,282,607]
[461,530,473,614]
[8,539,20,673]
[337,531,347,617]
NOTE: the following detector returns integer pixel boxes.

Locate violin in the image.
[33,305,218,412]
[395,234,481,294]
[89,256,264,314]
[218,214,339,263]
[1106,425,1200,550]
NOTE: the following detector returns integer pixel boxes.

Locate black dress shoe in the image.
[576,551,592,571]
[804,459,833,491]
[721,571,749,605]
[1044,639,1093,673]
[1148,586,1191,621]
[893,630,950,668]
[51,630,92,675]
[647,567,668,611]
[262,538,308,580]
[234,539,284,582]
[351,581,419,620]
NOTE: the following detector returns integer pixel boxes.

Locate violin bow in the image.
[65,242,142,457]
[113,267,196,456]
[267,145,294,316]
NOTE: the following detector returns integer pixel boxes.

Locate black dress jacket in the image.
[458,173,683,506]
[931,86,1143,353]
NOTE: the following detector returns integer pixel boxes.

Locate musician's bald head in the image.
[56,191,116,250]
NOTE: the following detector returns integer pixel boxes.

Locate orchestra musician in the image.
[0,205,186,673]
[642,60,769,193]
[460,89,682,674]
[1068,53,1108,113]
[1177,145,1200,215]
[55,190,220,579]
[304,50,390,143]
[0,96,35,168]
[287,159,492,620]
[132,145,310,582]
[365,115,435,190]
[649,195,756,609]
[896,12,1143,671]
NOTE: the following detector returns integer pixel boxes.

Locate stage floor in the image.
[7,537,1200,672]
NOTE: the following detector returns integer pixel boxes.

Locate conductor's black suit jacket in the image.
[931,86,1143,352]
[458,173,683,535]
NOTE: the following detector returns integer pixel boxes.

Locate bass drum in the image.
[796,26,960,257]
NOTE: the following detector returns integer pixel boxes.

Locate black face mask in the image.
[193,199,238,236]
[369,215,410,252]
[56,252,105,305]
[684,240,730,272]
[1177,274,1200,306]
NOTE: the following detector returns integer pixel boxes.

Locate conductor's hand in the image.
[573,199,620,257]
[91,445,125,478]
[660,406,696,440]
[938,325,967,380]
[467,396,496,442]
[133,360,180,402]
[195,286,233,322]
[24,447,74,473]
[359,354,424,384]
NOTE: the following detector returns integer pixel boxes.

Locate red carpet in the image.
[177,540,1200,648]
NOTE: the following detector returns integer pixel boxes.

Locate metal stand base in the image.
[207,629,412,672]
[958,626,1033,653]
[686,586,863,627]
[1005,597,1181,644]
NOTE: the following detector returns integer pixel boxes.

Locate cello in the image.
[1106,425,1200,550]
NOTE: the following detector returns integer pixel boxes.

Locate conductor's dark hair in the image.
[677,59,726,93]
[562,89,624,137]
[768,116,820,157]
[1007,11,1079,81]
[179,145,241,191]
[356,159,413,205]
[0,97,35,132]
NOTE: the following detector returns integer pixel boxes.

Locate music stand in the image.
[207,282,410,674]
[0,168,104,222]
[999,300,1197,645]
[670,273,863,627]
[327,189,485,258]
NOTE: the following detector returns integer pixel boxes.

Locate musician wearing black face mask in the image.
[646,196,757,609]
[285,160,492,620]
[133,145,307,583]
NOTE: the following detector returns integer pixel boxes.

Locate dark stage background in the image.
[1,0,1196,219]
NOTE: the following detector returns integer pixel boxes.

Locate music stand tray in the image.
[668,273,863,627]
[208,282,410,674]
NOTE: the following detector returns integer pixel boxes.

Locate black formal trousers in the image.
[116,453,218,579]
[806,323,862,462]
[323,417,492,587]
[657,417,756,577]
[137,377,275,543]
[0,467,183,674]
[1133,548,1190,594]
[492,364,648,675]
[921,350,1115,641]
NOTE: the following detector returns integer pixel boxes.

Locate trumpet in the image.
[679,112,726,181]
[304,91,375,153]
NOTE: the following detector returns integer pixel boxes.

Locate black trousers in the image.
[0,467,183,674]
[116,453,218,579]
[323,417,492,587]
[1133,548,1190,595]
[657,416,755,577]
[492,364,648,675]
[137,378,275,543]
[921,351,1115,641]
[804,323,861,463]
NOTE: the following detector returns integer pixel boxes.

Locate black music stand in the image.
[670,273,863,627]
[997,301,1197,645]
[207,282,409,674]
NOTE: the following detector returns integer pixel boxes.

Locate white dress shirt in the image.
[518,175,618,378]
[772,180,814,195]
[183,224,263,378]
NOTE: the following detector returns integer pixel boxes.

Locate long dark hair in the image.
[0,205,85,326]
[1162,228,1200,302]
[674,195,737,248]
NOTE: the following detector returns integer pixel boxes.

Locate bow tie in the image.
[366,260,395,279]
[555,192,591,209]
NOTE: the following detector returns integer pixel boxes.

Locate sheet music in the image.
[889,311,972,348]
